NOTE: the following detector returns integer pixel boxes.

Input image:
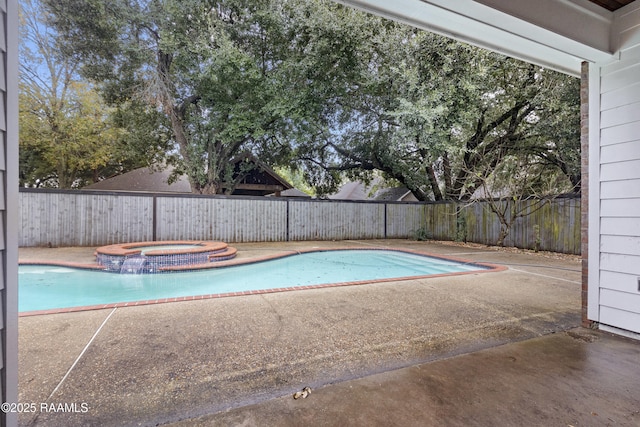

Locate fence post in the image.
[152,195,157,242]
[384,203,388,239]
[286,198,290,242]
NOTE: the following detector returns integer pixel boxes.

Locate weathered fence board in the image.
[385,203,426,238]
[461,198,581,253]
[424,203,459,241]
[156,196,287,242]
[19,190,153,247]
[18,189,581,254]
[288,200,385,241]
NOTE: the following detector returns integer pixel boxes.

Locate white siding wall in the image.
[0,0,6,409]
[596,4,640,334]
[3,0,19,425]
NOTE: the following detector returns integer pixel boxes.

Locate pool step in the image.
[208,247,237,262]
[157,246,238,272]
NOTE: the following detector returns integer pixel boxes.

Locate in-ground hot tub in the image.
[95,240,237,273]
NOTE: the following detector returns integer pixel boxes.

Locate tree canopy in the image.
[38,0,580,198]
[19,0,172,188]
[43,0,301,193]
[292,28,580,200]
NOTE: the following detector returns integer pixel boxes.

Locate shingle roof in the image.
[373,187,414,202]
[83,166,191,193]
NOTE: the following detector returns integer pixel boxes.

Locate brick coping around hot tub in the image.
[18,247,507,316]
[95,240,229,257]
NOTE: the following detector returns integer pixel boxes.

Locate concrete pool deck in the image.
[17,239,640,426]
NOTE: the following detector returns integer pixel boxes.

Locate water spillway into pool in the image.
[95,240,238,274]
[19,249,498,313]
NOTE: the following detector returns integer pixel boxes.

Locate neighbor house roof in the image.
[329,181,375,200]
[84,155,294,197]
[83,166,191,193]
[228,153,293,196]
[373,187,418,202]
[329,180,418,202]
[267,188,312,198]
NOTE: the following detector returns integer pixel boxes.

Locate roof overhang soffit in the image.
[335,0,624,76]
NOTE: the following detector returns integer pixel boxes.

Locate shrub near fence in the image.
[18,188,581,254]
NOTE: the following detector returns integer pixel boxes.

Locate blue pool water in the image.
[19,250,487,312]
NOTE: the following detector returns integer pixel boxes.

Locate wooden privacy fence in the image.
[18,189,581,254]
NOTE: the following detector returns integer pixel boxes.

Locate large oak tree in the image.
[293,28,580,200]
[42,0,580,199]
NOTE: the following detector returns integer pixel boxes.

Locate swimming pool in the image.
[19,249,495,313]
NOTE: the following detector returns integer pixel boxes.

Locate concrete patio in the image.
[17,240,640,426]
